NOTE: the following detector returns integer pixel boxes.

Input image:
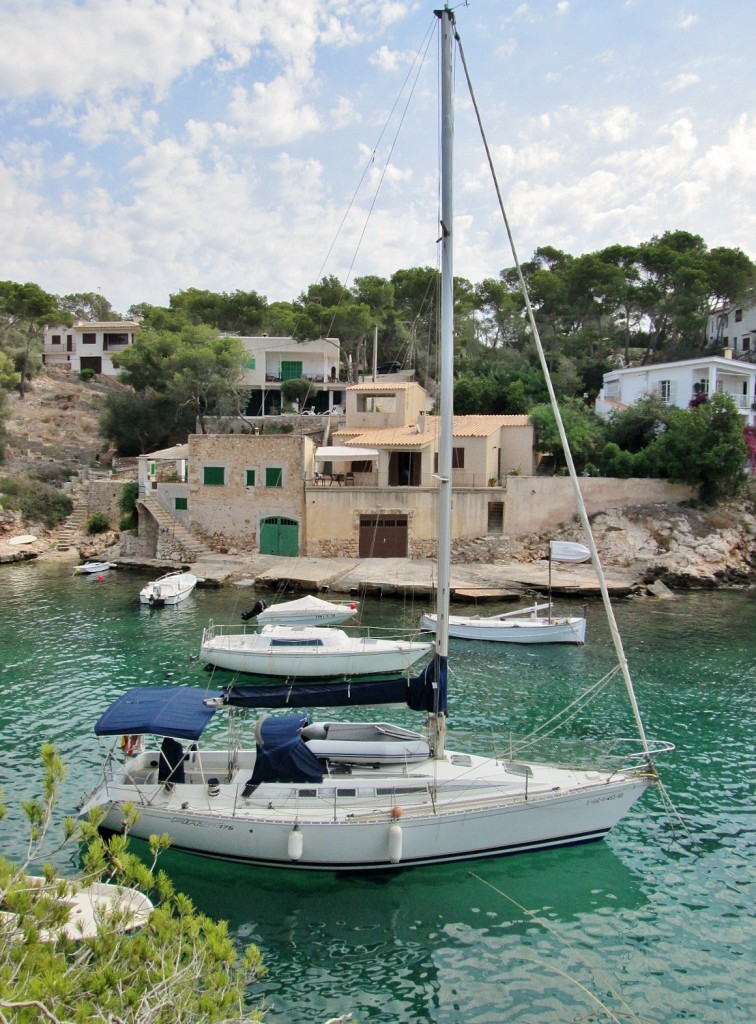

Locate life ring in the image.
[120,734,140,757]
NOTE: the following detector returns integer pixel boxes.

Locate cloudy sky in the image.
[1,0,754,316]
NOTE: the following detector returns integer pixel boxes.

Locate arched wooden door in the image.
[259,516,299,556]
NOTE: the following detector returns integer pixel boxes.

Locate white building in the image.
[596,353,756,428]
[43,321,140,375]
[237,335,344,415]
[707,303,756,360]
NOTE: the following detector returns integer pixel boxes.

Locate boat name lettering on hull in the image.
[169,817,235,830]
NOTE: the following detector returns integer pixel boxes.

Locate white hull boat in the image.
[78,10,671,873]
[198,623,431,678]
[74,561,116,574]
[420,602,586,644]
[79,686,659,871]
[242,594,359,627]
[2,875,153,940]
[139,571,198,606]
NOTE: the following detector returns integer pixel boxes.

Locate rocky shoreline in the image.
[2,494,754,595]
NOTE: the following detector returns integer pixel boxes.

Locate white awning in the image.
[314,446,380,461]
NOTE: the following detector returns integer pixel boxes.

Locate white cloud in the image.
[669,73,700,92]
[587,106,639,143]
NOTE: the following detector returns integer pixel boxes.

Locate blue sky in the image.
[1,0,754,316]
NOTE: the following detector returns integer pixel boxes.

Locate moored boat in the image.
[139,571,198,606]
[198,622,431,679]
[241,594,359,627]
[73,560,116,575]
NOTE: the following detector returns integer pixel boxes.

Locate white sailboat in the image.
[79,8,671,871]
[419,542,590,644]
[198,622,431,679]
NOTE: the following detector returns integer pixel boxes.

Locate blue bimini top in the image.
[94,686,217,741]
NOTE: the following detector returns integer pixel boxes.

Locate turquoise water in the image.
[1,563,754,1023]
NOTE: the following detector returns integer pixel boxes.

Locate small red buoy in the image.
[97,575,104,581]
[350,603,356,609]
[391,806,403,819]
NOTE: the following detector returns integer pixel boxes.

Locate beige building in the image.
[136,378,536,559]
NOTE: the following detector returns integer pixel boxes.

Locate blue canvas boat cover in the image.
[223,660,447,714]
[248,714,324,785]
[94,686,217,740]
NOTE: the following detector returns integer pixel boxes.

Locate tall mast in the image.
[430,5,454,759]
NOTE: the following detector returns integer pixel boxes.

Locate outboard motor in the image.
[241,599,267,622]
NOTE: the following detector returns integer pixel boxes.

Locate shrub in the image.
[79,368,95,382]
[86,511,110,534]
[118,480,139,530]
[0,475,73,527]
[0,746,266,1024]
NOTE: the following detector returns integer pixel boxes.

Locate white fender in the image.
[288,825,303,861]
[388,823,403,864]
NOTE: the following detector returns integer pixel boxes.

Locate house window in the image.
[657,380,674,402]
[735,308,743,322]
[175,497,188,511]
[434,448,466,471]
[82,333,96,344]
[265,467,283,487]
[245,469,256,487]
[280,360,303,381]
[51,334,61,345]
[696,378,709,395]
[203,466,225,486]
[742,337,751,352]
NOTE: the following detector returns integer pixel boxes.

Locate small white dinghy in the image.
[74,561,116,575]
[139,571,198,606]
[1,875,153,941]
[420,601,586,644]
[242,594,359,627]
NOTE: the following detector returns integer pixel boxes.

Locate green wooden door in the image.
[259,516,299,556]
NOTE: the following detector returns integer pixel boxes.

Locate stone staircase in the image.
[54,500,88,552]
[138,496,214,562]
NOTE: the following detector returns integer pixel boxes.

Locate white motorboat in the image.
[79,9,671,872]
[73,560,116,574]
[1,875,153,941]
[420,601,586,644]
[139,571,198,606]
[198,622,431,678]
[241,594,359,627]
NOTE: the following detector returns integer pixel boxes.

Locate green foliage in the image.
[118,480,139,530]
[79,368,95,382]
[0,476,73,527]
[112,325,246,435]
[0,350,21,390]
[528,401,607,473]
[0,746,265,1024]
[281,378,315,407]
[100,388,195,457]
[0,281,63,397]
[86,511,110,534]
[641,392,748,501]
[605,395,674,452]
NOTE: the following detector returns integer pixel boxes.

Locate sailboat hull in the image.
[82,749,650,871]
[420,612,586,644]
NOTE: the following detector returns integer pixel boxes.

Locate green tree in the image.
[0,745,265,1023]
[99,390,195,456]
[58,291,120,322]
[644,392,748,501]
[605,394,674,452]
[0,281,64,398]
[528,400,606,473]
[112,326,246,435]
[169,288,268,335]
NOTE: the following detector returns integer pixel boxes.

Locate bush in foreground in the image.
[0,745,265,1024]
